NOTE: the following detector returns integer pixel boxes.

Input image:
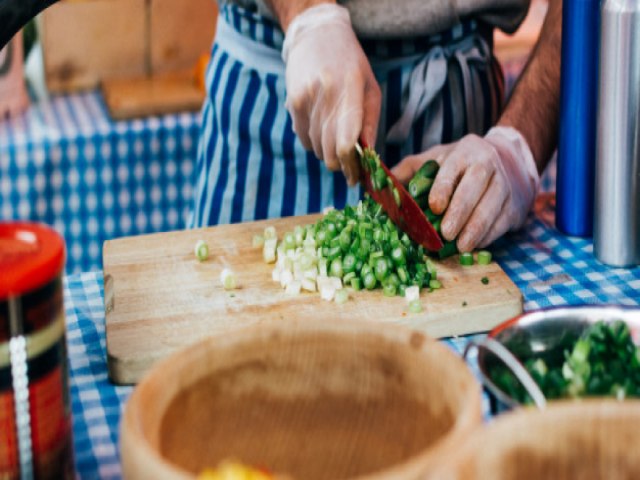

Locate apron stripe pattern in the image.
[189,2,504,228]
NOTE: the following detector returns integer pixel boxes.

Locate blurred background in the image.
[0,0,548,274]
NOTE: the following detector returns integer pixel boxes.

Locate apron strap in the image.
[386,33,493,144]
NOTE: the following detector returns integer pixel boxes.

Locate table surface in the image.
[0,90,200,274]
[65,201,639,479]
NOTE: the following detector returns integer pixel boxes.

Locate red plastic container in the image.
[0,222,74,480]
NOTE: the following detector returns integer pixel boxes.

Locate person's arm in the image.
[265,0,381,186]
[392,0,562,252]
[498,0,562,173]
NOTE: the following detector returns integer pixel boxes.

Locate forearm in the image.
[264,0,336,31]
[498,0,562,174]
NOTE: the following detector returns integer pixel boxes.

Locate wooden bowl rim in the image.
[121,319,483,480]
[431,398,640,478]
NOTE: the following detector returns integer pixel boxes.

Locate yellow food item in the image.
[198,461,272,480]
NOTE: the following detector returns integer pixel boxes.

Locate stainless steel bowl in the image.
[474,306,640,412]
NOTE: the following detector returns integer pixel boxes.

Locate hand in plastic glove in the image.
[282,4,381,186]
[391,126,540,252]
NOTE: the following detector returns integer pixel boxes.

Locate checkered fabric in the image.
[64,274,133,479]
[0,91,200,274]
[63,203,639,479]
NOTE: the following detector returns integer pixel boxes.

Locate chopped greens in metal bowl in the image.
[477,307,640,410]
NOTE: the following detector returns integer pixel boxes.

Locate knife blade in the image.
[356,140,444,252]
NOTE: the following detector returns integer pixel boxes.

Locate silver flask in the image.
[594,0,640,266]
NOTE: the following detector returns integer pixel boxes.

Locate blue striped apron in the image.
[188,2,503,228]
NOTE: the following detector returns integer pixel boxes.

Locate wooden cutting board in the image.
[101,72,204,120]
[104,214,523,384]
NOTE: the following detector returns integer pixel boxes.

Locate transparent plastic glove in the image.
[282,4,381,186]
[391,126,540,252]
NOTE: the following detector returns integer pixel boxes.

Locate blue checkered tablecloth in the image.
[0,91,200,274]
[63,204,639,479]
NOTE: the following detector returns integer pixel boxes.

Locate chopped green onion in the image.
[334,289,349,305]
[374,257,389,281]
[330,258,344,278]
[283,232,296,251]
[350,277,362,291]
[408,300,423,313]
[392,187,401,208]
[460,252,474,266]
[220,268,237,290]
[373,167,388,190]
[264,226,277,240]
[429,279,442,289]
[285,280,301,295]
[363,272,377,290]
[343,253,357,273]
[405,285,420,303]
[408,176,433,199]
[481,276,489,285]
[477,250,493,265]
[194,240,209,262]
[343,272,356,284]
[415,159,440,179]
[397,266,409,284]
[438,240,458,259]
[263,238,277,263]
[385,272,400,288]
[391,246,406,266]
[383,283,397,297]
[294,226,305,246]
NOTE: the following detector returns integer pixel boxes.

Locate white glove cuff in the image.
[485,126,540,196]
[282,3,352,64]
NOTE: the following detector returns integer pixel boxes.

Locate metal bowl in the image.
[474,306,640,412]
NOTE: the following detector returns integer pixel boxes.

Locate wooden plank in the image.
[42,0,147,93]
[101,72,204,120]
[149,0,218,75]
[104,215,523,384]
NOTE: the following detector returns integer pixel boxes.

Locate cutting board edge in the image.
[419,296,524,339]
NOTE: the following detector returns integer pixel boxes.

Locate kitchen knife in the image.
[356,140,444,251]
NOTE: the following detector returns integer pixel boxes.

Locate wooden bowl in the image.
[120,319,482,480]
[429,400,640,480]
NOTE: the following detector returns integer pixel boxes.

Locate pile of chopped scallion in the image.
[254,195,442,311]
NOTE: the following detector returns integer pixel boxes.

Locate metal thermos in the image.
[556,0,601,237]
[594,0,640,267]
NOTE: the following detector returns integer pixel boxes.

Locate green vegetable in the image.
[194,240,209,262]
[392,187,401,208]
[481,276,489,285]
[477,250,493,265]
[438,240,458,259]
[334,289,349,305]
[408,176,434,199]
[300,195,438,296]
[405,159,457,260]
[408,300,423,313]
[494,320,640,404]
[415,159,440,179]
[264,226,277,240]
[460,252,474,266]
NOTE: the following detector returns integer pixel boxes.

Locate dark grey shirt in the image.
[222,0,530,37]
